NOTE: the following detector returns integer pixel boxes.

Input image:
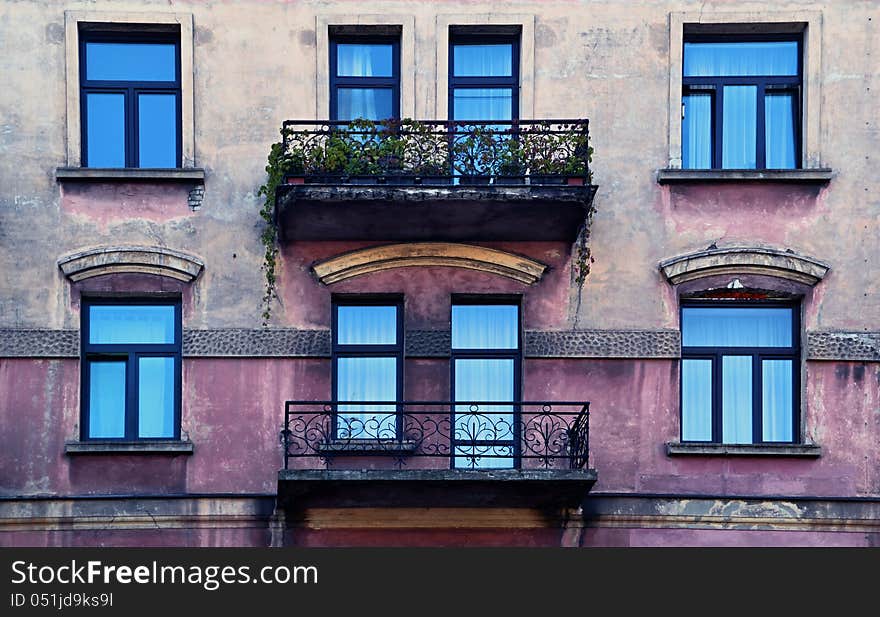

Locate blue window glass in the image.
[682,38,800,169]
[452,88,513,122]
[88,361,126,438]
[681,304,798,445]
[138,94,177,168]
[89,305,176,344]
[85,93,126,168]
[336,44,393,77]
[85,42,176,81]
[451,304,518,349]
[83,301,180,441]
[681,307,792,347]
[81,35,180,168]
[336,305,398,345]
[453,43,513,77]
[138,357,176,438]
[336,88,394,121]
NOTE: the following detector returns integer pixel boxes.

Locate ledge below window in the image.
[64,440,194,455]
[55,168,205,183]
[656,168,833,185]
[666,442,821,458]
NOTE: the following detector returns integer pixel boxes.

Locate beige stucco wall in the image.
[0,0,877,331]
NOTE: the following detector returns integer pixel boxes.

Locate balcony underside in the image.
[274,184,597,242]
[277,468,598,509]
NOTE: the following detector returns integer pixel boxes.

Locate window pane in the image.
[454,358,514,469]
[336,357,397,439]
[337,87,393,121]
[763,360,793,442]
[86,42,176,82]
[722,356,752,444]
[336,305,397,345]
[138,94,177,167]
[89,305,176,345]
[452,304,519,349]
[683,41,798,77]
[722,85,757,168]
[453,44,513,77]
[88,361,126,438]
[336,43,393,77]
[85,93,125,167]
[765,92,796,169]
[682,93,712,169]
[682,307,792,348]
[682,359,712,441]
[138,357,175,438]
[452,88,512,121]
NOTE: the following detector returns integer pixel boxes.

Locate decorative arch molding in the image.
[312,243,548,285]
[58,246,204,283]
[659,247,830,286]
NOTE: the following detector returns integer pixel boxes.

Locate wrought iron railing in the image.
[281,401,590,470]
[279,119,591,185]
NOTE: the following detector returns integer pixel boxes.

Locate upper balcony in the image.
[273,119,597,243]
[277,400,597,508]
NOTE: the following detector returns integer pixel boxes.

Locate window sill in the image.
[55,168,205,183]
[64,440,194,455]
[314,439,418,455]
[666,442,821,458]
[656,168,833,185]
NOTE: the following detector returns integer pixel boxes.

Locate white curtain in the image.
[682,308,791,348]
[337,305,397,345]
[682,93,712,169]
[138,357,175,438]
[682,359,712,441]
[762,360,793,441]
[453,44,512,77]
[454,358,514,469]
[337,44,390,77]
[337,357,397,439]
[451,304,518,349]
[722,86,757,168]
[765,92,796,169]
[683,42,798,77]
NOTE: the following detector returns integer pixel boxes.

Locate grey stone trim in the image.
[64,440,194,455]
[657,168,833,184]
[55,167,206,182]
[0,329,79,357]
[666,442,821,458]
[660,246,830,286]
[526,330,681,358]
[187,185,205,211]
[406,330,451,357]
[58,246,205,283]
[182,328,331,357]
[807,331,880,361]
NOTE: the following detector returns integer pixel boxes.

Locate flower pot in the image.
[529,174,565,185]
[286,176,305,185]
[566,177,586,186]
[459,175,492,186]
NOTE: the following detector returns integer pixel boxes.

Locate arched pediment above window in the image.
[312,243,548,285]
[58,246,204,283]
[659,246,829,286]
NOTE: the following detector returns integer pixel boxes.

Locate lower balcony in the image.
[277,401,597,509]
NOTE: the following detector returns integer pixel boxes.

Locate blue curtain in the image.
[683,42,798,77]
[451,304,518,349]
[722,86,757,168]
[89,305,175,344]
[453,44,512,77]
[762,360,793,441]
[765,92,796,169]
[722,356,753,444]
[454,358,514,469]
[337,43,392,77]
[337,357,397,439]
[682,359,712,441]
[682,93,712,169]
[138,356,175,438]
[89,361,126,438]
[336,305,397,345]
[682,308,792,348]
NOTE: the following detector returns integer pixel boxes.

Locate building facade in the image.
[1,0,878,547]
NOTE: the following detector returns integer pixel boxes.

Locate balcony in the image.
[273,119,597,242]
[277,401,597,508]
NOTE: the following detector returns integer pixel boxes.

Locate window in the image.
[80,30,181,168]
[682,36,801,170]
[451,300,521,468]
[332,299,403,439]
[81,299,181,440]
[449,31,519,122]
[329,35,400,121]
[680,303,799,444]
